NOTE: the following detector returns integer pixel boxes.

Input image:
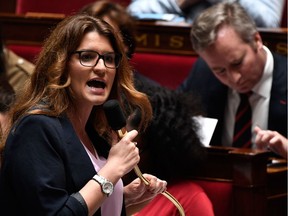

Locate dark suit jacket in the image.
[0,114,126,216]
[178,53,287,146]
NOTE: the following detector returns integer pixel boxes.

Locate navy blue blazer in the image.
[0,114,126,216]
[178,53,287,146]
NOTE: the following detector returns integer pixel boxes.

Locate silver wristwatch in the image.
[92,174,114,197]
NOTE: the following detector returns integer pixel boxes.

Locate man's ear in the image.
[254,32,263,51]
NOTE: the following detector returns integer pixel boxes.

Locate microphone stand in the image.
[116,129,186,216]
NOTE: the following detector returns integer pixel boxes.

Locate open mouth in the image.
[87,79,106,89]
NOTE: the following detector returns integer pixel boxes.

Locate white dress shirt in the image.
[222,46,274,148]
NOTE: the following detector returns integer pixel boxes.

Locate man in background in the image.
[178,2,287,151]
[127,0,285,27]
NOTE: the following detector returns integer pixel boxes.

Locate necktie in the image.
[232,93,252,148]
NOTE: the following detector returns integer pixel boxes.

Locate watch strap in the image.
[92,174,113,197]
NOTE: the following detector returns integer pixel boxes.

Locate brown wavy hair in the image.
[0,14,152,153]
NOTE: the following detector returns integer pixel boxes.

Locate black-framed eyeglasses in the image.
[73,50,122,69]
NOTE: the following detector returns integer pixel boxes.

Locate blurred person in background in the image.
[127,0,285,28]
[0,30,35,94]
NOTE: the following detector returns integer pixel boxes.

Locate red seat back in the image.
[131,53,196,89]
[16,0,131,15]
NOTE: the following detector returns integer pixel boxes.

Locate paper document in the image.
[192,116,218,147]
[132,13,177,21]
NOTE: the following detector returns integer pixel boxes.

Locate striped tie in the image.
[232,93,252,148]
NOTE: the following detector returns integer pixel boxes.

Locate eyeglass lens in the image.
[78,51,120,68]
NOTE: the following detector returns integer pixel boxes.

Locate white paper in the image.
[132,13,176,21]
[192,116,218,147]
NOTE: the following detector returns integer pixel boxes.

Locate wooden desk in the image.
[0,12,287,56]
[0,12,64,46]
[0,0,17,13]
[135,21,288,56]
[193,146,287,216]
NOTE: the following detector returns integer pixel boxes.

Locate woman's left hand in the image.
[124,173,167,207]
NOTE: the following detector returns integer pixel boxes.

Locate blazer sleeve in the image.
[177,57,228,146]
[268,53,287,136]
[0,115,88,216]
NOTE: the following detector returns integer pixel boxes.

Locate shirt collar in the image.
[251,45,274,98]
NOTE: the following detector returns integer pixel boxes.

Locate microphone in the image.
[103,99,185,216]
[103,99,127,138]
[103,99,150,185]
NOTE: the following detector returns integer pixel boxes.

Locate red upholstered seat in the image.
[7,44,42,64]
[15,0,131,15]
[194,180,233,216]
[131,52,196,89]
[134,180,233,216]
[8,44,195,90]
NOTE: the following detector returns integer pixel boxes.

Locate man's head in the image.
[190,2,267,93]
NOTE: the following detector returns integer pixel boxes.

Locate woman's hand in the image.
[105,130,140,179]
[124,174,167,207]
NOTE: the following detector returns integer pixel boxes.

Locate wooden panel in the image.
[192,147,287,216]
[135,21,195,55]
[0,0,16,13]
[0,13,64,46]
[135,21,288,56]
[0,13,287,56]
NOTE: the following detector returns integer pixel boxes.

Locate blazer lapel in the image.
[58,116,96,189]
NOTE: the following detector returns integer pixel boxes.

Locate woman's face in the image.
[68,31,117,108]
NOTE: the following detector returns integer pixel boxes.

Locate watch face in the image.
[93,174,114,196]
[103,182,113,196]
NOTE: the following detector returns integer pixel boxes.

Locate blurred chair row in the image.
[0,0,131,14]
[0,0,287,27]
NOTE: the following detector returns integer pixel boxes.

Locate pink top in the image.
[83,144,124,216]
